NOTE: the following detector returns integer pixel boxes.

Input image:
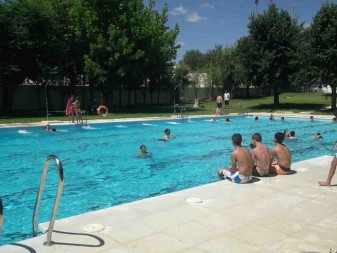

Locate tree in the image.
[309,3,337,110]
[182,49,204,71]
[247,3,300,105]
[84,0,179,107]
[234,36,259,89]
[0,0,60,113]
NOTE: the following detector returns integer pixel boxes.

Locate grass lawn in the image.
[0,92,333,124]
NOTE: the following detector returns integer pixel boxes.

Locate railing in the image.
[0,196,3,240]
[33,155,64,246]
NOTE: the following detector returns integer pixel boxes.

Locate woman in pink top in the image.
[65,94,75,122]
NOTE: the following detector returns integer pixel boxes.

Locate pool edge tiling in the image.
[0,155,336,253]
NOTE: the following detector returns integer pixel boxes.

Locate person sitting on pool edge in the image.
[44,124,56,132]
[162,128,175,141]
[270,132,292,175]
[217,133,253,184]
[136,145,152,158]
[250,133,270,177]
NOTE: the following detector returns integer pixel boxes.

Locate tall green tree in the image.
[84,0,178,107]
[309,3,337,110]
[248,3,300,105]
[0,0,60,113]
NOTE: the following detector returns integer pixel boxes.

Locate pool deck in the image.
[0,155,336,253]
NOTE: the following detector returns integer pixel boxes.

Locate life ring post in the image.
[97,105,108,117]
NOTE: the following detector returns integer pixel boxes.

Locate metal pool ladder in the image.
[33,155,64,246]
[0,196,3,240]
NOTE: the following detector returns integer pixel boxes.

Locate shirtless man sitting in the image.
[270,132,292,175]
[217,133,254,184]
[250,133,270,177]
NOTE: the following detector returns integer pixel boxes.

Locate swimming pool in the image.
[0,116,335,245]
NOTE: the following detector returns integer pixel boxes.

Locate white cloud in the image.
[201,2,214,9]
[186,12,206,23]
[170,5,188,16]
[176,41,185,47]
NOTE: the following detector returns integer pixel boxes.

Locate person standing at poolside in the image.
[216,94,223,115]
[217,133,253,184]
[66,94,75,123]
[319,157,337,186]
[250,133,270,177]
[224,90,230,108]
[73,96,83,124]
[270,132,292,175]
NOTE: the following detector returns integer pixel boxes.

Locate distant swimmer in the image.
[281,117,285,122]
[314,132,323,140]
[254,116,259,121]
[224,118,231,124]
[288,130,298,140]
[135,145,152,158]
[162,128,175,141]
[284,130,290,138]
[45,124,56,132]
[269,114,275,121]
[310,116,315,122]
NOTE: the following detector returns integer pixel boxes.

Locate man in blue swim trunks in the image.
[217,133,254,184]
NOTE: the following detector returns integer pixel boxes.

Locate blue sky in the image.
[150,0,332,61]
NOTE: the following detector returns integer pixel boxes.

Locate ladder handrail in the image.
[33,155,64,246]
[0,196,3,239]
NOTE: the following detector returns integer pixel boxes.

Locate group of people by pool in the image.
[217,131,292,184]
[216,130,336,186]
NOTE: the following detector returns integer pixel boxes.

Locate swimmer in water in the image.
[162,128,175,141]
[314,132,323,140]
[224,118,231,124]
[136,145,152,158]
[45,124,56,132]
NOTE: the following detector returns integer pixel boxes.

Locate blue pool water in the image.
[0,116,336,245]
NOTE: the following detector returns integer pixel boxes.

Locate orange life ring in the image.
[97,105,108,116]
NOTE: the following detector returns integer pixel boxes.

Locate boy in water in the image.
[136,145,152,158]
[217,133,253,184]
[162,128,175,141]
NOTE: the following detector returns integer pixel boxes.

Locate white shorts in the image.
[222,170,252,184]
